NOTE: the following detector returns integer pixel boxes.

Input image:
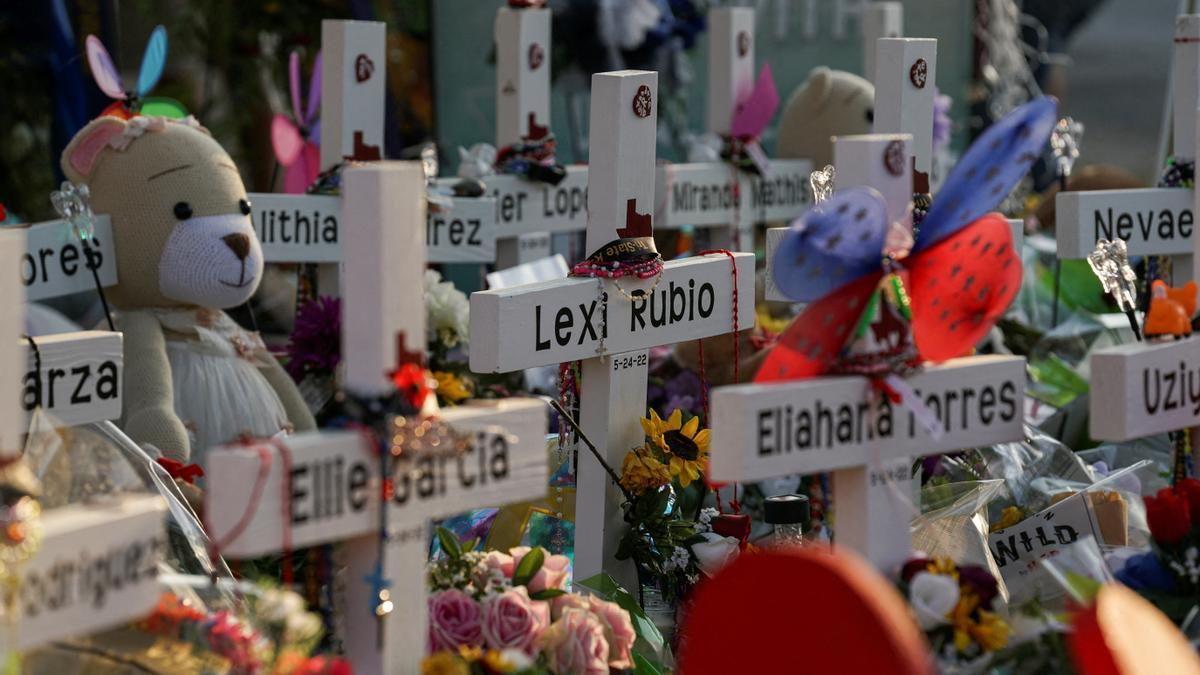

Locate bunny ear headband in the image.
[87,25,188,120]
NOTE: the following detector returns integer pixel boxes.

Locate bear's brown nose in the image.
[222,233,251,261]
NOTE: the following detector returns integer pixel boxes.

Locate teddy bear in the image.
[776,67,875,169]
[61,115,316,465]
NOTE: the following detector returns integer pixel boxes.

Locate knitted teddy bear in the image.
[776,67,875,169]
[61,115,316,465]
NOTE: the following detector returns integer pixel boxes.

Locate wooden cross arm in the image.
[469,251,755,373]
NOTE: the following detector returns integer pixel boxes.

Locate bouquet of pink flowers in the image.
[424,529,665,674]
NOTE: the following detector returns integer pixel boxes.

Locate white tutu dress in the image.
[152,308,290,467]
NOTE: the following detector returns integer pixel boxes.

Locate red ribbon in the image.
[156,458,205,485]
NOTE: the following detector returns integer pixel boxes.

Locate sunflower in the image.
[663,415,710,488]
[620,447,672,496]
[640,408,680,446]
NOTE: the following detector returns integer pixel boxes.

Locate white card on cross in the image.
[469,252,755,373]
[1090,338,1200,441]
[19,216,118,302]
[710,355,1025,482]
[21,331,122,428]
[9,495,166,655]
[250,192,498,265]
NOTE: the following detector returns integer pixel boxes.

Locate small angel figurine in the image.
[1086,238,1142,340]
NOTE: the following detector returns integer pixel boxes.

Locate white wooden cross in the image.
[861,2,903,85]
[206,161,549,673]
[1056,15,1198,281]
[493,4,557,266]
[1060,15,1200,443]
[710,132,1026,573]
[12,214,124,428]
[432,6,590,267]
[766,35,935,301]
[469,71,755,590]
[654,7,812,251]
[250,20,498,283]
[0,225,169,656]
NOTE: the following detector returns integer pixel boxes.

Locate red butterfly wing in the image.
[908,213,1021,363]
[755,272,882,382]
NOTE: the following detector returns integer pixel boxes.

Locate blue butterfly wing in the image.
[136,25,168,98]
[771,187,889,303]
[916,96,1057,251]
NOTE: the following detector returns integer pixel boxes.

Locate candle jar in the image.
[765,494,810,548]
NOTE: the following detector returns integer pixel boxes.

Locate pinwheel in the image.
[759,96,1057,383]
[271,51,322,194]
[86,25,187,119]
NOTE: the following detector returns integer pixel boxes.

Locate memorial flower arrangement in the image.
[138,588,348,674]
[423,528,667,675]
[898,557,1010,661]
[612,408,715,600]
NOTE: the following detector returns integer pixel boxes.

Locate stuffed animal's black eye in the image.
[173,202,193,220]
[865,108,874,124]
[239,199,252,216]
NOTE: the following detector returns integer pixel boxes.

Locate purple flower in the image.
[957,564,1000,607]
[933,87,952,153]
[285,295,341,380]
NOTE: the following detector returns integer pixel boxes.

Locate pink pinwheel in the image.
[271,50,322,194]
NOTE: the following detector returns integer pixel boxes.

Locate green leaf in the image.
[632,652,664,675]
[1063,571,1102,602]
[463,537,480,553]
[435,527,463,561]
[511,547,545,588]
[529,588,567,601]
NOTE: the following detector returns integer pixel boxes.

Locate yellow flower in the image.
[948,590,1007,653]
[992,505,1024,531]
[620,447,671,496]
[457,645,484,662]
[434,371,472,404]
[664,414,710,488]
[951,591,981,653]
[421,651,469,675]
[640,408,680,445]
[971,610,1010,652]
[482,650,518,672]
[927,557,958,580]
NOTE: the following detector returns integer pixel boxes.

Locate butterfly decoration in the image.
[724,63,780,176]
[86,25,187,119]
[271,50,323,194]
[759,96,1057,383]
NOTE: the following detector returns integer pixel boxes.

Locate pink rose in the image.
[427,589,483,651]
[589,597,636,669]
[538,608,610,675]
[551,593,591,620]
[481,550,515,578]
[509,546,571,593]
[481,586,550,654]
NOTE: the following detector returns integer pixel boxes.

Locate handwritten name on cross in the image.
[654,7,812,249]
[470,71,754,590]
[207,162,549,673]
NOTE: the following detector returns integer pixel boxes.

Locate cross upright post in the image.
[469,71,755,590]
